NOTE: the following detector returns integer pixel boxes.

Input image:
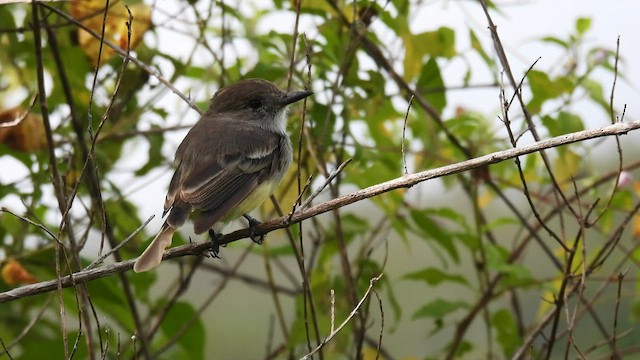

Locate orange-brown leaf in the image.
[633,213,640,237]
[0,107,47,151]
[2,259,37,286]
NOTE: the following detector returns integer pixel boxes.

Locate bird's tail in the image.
[133,224,175,273]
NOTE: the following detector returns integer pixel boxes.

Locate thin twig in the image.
[0,207,59,241]
[373,288,384,360]
[588,36,624,226]
[609,36,621,125]
[300,274,383,360]
[401,96,414,175]
[330,289,335,333]
[0,94,38,128]
[300,159,352,210]
[0,336,13,360]
[611,270,627,358]
[292,27,322,356]
[85,215,155,270]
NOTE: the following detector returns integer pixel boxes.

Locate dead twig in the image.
[300,274,383,360]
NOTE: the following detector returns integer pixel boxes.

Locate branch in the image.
[1,120,639,303]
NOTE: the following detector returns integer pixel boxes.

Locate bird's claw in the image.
[208,229,224,258]
[243,214,265,244]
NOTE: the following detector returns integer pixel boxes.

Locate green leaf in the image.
[481,216,521,233]
[610,188,634,211]
[299,0,336,15]
[379,11,410,39]
[290,299,332,346]
[581,78,609,112]
[104,198,143,240]
[425,207,471,231]
[632,301,640,321]
[469,29,494,68]
[184,66,206,79]
[245,62,288,81]
[404,267,468,286]
[412,298,470,319]
[384,277,404,329]
[135,131,166,176]
[160,302,205,360]
[527,70,556,113]
[341,213,370,237]
[417,57,446,114]
[541,36,569,49]
[527,72,574,115]
[389,215,411,244]
[0,7,16,34]
[264,243,297,256]
[493,309,521,358]
[485,244,536,287]
[541,111,584,138]
[431,27,456,58]
[447,339,474,358]
[463,65,472,86]
[455,233,480,252]
[409,209,460,263]
[84,276,136,330]
[403,27,456,79]
[18,323,68,358]
[445,110,492,151]
[576,17,592,35]
[351,157,396,190]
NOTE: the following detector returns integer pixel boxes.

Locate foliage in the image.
[0,1,639,359]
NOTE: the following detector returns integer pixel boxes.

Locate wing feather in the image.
[162,117,283,234]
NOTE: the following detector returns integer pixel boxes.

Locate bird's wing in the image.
[164,119,282,233]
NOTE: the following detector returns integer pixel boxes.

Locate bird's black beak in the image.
[281,90,313,106]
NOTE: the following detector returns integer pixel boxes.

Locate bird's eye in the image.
[248,99,262,110]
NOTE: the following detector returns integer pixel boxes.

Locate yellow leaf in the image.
[537,276,562,317]
[362,346,391,360]
[477,189,493,209]
[70,1,151,65]
[553,149,580,191]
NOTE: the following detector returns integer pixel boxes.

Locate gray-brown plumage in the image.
[134,79,312,272]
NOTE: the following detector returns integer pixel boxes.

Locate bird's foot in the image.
[208,229,224,258]
[243,214,265,244]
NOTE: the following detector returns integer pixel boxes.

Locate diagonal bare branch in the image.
[0,120,639,304]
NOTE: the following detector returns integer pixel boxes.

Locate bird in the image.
[133,79,312,272]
